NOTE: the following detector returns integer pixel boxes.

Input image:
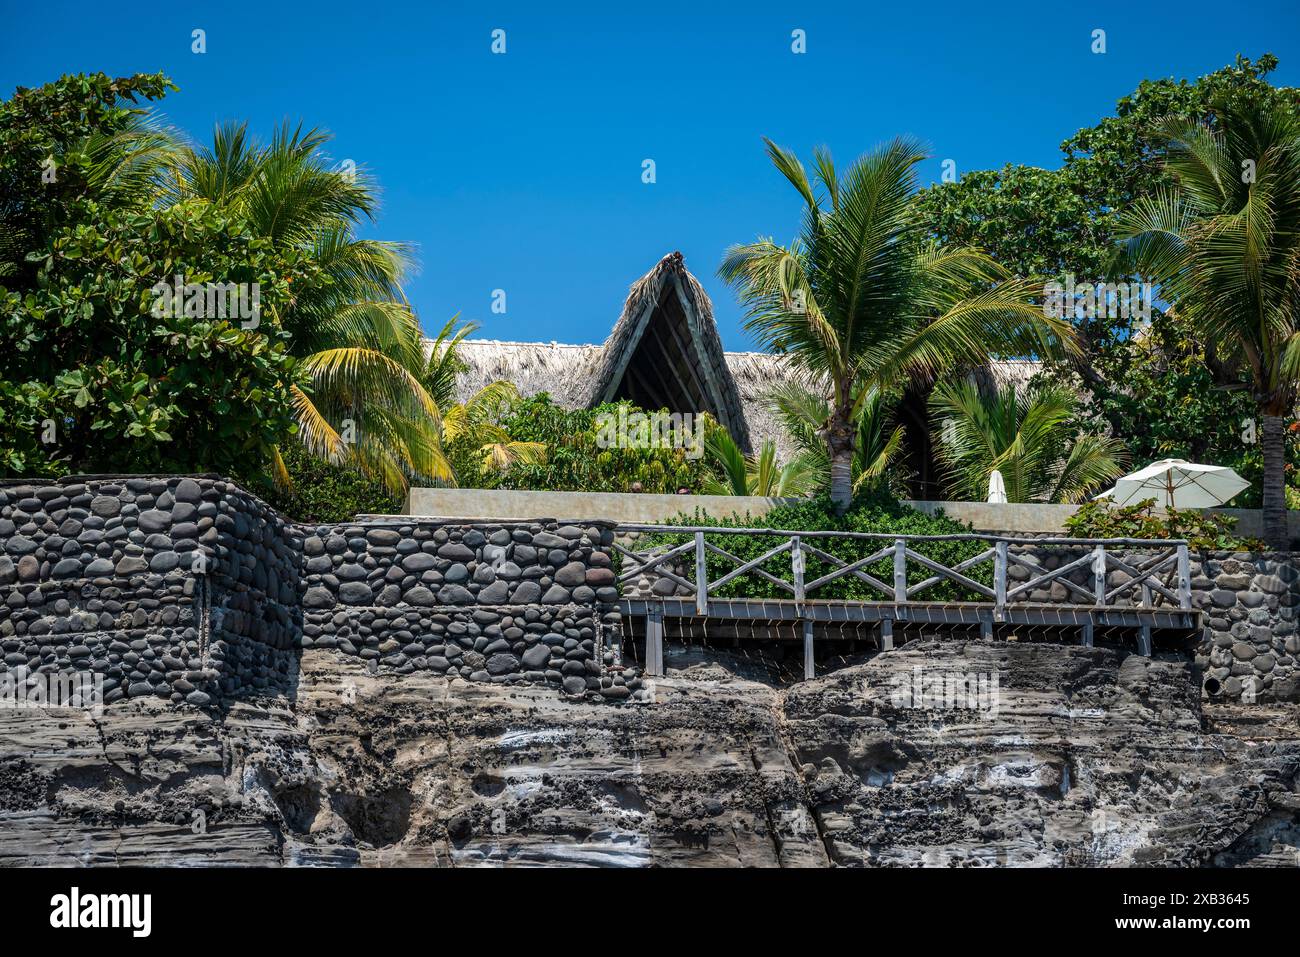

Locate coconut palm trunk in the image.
[1262,414,1288,550]
[827,413,856,512]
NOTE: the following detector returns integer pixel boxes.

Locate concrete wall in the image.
[402,487,798,524]
[403,488,1292,541]
[910,501,1298,541]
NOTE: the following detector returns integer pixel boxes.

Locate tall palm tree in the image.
[1117,101,1300,548]
[767,377,905,495]
[165,122,441,492]
[721,137,1078,512]
[930,379,1127,503]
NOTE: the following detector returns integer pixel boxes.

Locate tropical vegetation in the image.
[929,379,1127,503]
[720,136,1077,512]
[4,58,1299,538]
[1115,97,1300,548]
[1065,498,1262,552]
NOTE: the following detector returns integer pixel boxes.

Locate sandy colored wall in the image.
[401,488,1292,541]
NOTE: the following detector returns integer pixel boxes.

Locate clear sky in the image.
[2,1,1297,349]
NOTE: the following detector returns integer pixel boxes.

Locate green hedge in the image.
[246,443,402,524]
[637,493,992,601]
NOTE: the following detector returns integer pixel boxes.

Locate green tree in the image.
[166,122,440,492]
[700,424,819,497]
[766,377,906,496]
[465,394,719,494]
[1117,99,1300,547]
[721,137,1076,512]
[930,380,1127,503]
[0,199,303,476]
[248,441,402,523]
[417,316,546,485]
[0,72,177,285]
[0,74,303,477]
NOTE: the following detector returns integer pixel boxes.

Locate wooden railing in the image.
[613,525,1193,673]
[614,525,1192,612]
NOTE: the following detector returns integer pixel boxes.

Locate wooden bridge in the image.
[611,524,1200,678]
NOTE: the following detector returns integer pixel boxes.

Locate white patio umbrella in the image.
[987,469,1008,504]
[1094,458,1249,509]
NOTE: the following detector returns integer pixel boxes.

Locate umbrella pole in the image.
[1166,474,1176,535]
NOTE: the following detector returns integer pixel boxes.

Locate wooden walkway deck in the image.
[612,524,1202,678]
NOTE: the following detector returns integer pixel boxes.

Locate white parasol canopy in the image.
[987,469,1008,504]
[1094,458,1249,509]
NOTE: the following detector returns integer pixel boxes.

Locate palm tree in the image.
[1117,100,1300,548]
[930,379,1127,503]
[419,316,546,484]
[721,137,1078,512]
[767,377,905,496]
[701,424,819,497]
[165,122,441,492]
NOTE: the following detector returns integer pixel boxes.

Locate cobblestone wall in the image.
[0,477,638,708]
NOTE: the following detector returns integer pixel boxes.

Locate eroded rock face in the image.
[1,641,1297,867]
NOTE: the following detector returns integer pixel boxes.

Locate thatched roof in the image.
[589,251,752,450]
[445,251,1043,461]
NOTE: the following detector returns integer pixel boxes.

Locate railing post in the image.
[1176,543,1191,610]
[994,540,1008,622]
[1092,544,1106,606]
[893,539,908,603]
[791,535,805,610]
[694,531,707,616]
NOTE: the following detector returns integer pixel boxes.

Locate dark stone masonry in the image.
[0,476,641,708]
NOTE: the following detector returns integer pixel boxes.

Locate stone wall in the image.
[1193,552,1299,702]
[0,477,636,708]
[297,519,635,698]
[0,476,301,707]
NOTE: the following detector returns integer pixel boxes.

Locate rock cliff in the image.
[2,640,1298,867]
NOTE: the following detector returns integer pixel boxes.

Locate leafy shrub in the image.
[453,394,720,494]
[0,74,303,481]
[1064,498,1263,551]
[245,443,402,524]
[637,492,992,601]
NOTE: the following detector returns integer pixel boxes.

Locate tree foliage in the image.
[722,137,1076,511]
[930,379,1127,503]
[453,394,720,494]
[1116,95,1300,545]
[0,74,305,478]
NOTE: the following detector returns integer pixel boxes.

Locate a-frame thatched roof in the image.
[446,252,755,450]
[586,251,751,450]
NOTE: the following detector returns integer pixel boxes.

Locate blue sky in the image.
[2,1,1297,348]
